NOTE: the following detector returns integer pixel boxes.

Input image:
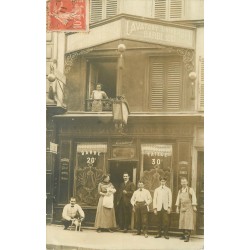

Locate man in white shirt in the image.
[62,197,85,230]
[131,181,152,238]
[153,177,172,239]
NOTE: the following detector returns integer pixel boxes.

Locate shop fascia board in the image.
[66,14,196,54]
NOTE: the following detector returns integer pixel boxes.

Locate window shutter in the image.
[154,0,167,19]
[90,0,103,23]
[169,0,183,19]
[198,57,204,111]
[151,62,164,110]
[106,0,118,19]
[166,61,182,110]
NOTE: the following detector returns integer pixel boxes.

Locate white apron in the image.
[179,189,194,230]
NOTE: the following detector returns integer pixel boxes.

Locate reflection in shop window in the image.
[74,143,107,207]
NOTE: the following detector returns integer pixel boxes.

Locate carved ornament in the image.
[64,48,93,74]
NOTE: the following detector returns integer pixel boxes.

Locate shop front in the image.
[48,14,204,234]
[52,115,203,232]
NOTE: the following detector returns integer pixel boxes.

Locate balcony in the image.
[86,99,113,112]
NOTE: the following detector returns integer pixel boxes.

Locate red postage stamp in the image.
[47,0,88,31]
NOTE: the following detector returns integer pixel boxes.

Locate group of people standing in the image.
[62,173,197,243]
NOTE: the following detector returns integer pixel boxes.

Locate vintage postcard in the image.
[46,0,204,249]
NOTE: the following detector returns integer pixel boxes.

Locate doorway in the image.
[109,161,136,190]
[87,58,117,99]
[108,160,137,227]
[196,151,204,235]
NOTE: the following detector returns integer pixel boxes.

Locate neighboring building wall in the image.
[46,32,66,107]
[195,27,204,111]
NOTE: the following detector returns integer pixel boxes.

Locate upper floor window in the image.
[90,0,118,23]
[149,56,183,111]
[198,56,204,111]
[86,58,117,111]
[154,0,185,20]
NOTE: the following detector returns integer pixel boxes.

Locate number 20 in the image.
[87,157,96,164]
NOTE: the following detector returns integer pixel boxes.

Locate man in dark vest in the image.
[116,172,136,232]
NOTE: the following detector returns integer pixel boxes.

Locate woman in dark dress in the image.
[94,174,117,232]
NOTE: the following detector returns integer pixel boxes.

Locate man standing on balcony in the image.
[153,177,172,239]
[91,83,108,112]
[116,172,136,233]
[175,177,197,242]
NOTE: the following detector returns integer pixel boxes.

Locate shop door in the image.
[109,161,137,227]
[46,152,54,223]
[196,151,204,234]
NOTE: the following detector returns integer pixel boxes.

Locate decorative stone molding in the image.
[64,48,93,74]
[176,48,194,72]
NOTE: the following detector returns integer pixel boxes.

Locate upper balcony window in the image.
[154,0,185,20]
[149,56,183,111]
[86,58,117,111]
[90,0,118,23]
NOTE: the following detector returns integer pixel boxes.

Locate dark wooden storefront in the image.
[50,115,203,232]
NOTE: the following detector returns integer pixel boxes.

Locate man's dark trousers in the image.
[156,208,170,236]
[135,202,148,234]
[118,198,132,230]
[62,219,72,229]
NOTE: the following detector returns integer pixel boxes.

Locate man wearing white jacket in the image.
[153,177,172,239]
[62,197,85,230]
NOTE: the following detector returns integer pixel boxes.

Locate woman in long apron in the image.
[175,177,197,242]
[94,174,117,232]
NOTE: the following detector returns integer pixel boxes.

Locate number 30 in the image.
[152,159,161,165]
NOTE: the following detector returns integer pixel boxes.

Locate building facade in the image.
[46,0,204,234]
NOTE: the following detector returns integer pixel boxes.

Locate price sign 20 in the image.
[87,157,96,164]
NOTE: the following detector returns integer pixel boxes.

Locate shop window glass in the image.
[74,143,107,207]
[140,144,173,210]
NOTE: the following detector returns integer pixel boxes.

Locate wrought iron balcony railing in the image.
[86,99,113,111]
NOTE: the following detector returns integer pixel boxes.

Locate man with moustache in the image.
[116,172,136,232]
[62,197,85,230]
[175,177,197,242]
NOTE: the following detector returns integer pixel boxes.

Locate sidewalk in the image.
[46,225,204,250]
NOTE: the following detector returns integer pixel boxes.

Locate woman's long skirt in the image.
[94,196,117,229]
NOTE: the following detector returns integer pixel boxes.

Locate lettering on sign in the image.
[151,158,161,165]
[115,139,134,145]
[60,159,70,181]
[124,20,194,48]
[86,157,96,164]
[179,171,188,175]
[112,147,136,159]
